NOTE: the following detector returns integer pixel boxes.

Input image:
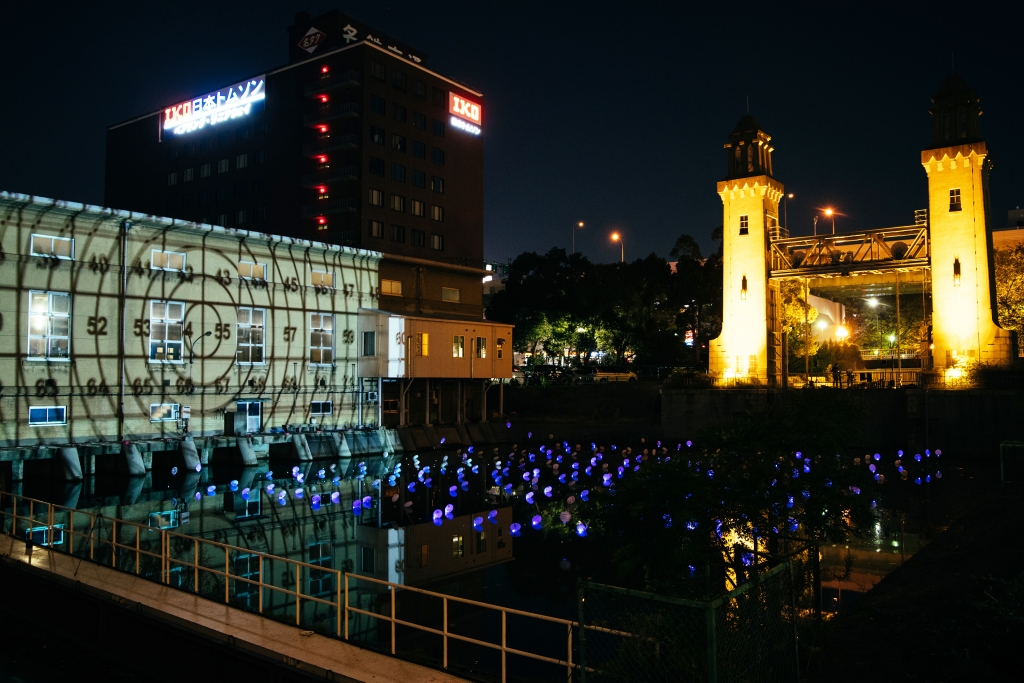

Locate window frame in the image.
[442,287,461,303]
[381,279,403,296]
[419,332,429,357]
[149,403,180,422]
[309,312,334,366]
[431,205,444,222]
[453,335,465,358]
[27,290,71,361]
[431,234,445,251]
[369,188,384,206]
[311,270,335,289]
[148,300,185,364]
[949,188,962,212]
[30,234,74,260]
[362,330,376,357]
[369,220,384,238]
[311,401,333,416]
[237,261,266,281]
[475,336,487,359]
[151,249,186,272]
[28,406,67,427]
[236,306,266,365]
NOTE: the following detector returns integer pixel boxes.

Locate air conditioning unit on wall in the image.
[367,391,379,403]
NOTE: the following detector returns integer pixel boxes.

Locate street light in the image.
[186,330,213,390]
[572,221,584,255]
[610,232,624,263]
[824,207,836,234]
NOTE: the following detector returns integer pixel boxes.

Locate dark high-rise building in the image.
[105,9,485,269]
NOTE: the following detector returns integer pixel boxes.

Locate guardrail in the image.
[0,491,591,682]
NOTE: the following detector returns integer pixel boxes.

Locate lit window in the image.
[362,331,376,357]
[151,249,186,272]
[475,336,487,359]
[28,291,70,360]
[30,234,74,260]
[311,401,333,416]
[236,153,248,169]
[149,300,184,362]
[419,332,429,357]
[431,205,444,222]
[453,335,465,358]
[381,279,402,296]
[150,403,180,422]
[218,159,229,173]
[496,337,504,359]
[442,287,459,302]
[431,176,445,193]
[369,188,383,206]
[29,406,66,426]
[739,215,749,235]
[236,307,265,364]
[949,188,962,212]
[369,220,384,238]
[238,261,266,280]
[431,234,445,251]
[309,313,334,365]
[411,200,425,217]
[452,535,464,559]
[391,194,406,212]
[311,270,334,288]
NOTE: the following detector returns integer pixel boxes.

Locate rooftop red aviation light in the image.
[321,65,329,73]
[319,156,327,163]
[319,95,329,103]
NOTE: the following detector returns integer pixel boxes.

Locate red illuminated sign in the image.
[449,93,482,126]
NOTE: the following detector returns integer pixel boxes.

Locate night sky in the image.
[2,1,1022,264]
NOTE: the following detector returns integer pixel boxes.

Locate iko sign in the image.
[448,93,482,136]
[163,77,266,137]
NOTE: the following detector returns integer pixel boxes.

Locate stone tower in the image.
[922,74,1015,371]
[708,115,785,384]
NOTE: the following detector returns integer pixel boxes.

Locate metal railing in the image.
[769,224,929,279]
[0,491,587,682]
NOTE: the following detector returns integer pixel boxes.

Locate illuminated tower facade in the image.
[708,115,784,383]
[922,75,1015,371]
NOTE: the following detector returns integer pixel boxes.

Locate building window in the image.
[151,249,186,272]
[432,119,445,137]
[235,260,266,282]
[369,188,383,206]
[370,126,385,145]
[254,206,266,221]
[393,103,407,123]
[218,159,229,173]
[201,163,211,178]
[431,176,445,193]
[412,111,426,130]
[236,209,247,225]
[236,307,265,364]
[391,224,406,242]
[216,213,228,226]
[149,300,184,362]
[371,61,385,82]
[431,205,444,222]
[311,401,333,416]
[392,70,406,91]
[306,542,333,596]
[28,291,70,360]
[361,546,375,573]
[453,335,465,358]
[418,332,429,357]
[411,170,426,188]
[391,194,406,212]
[392,134,406,152]
[309,313,334,365]
[391,164,406,182]
[411,199,425,217]
[476,530,487,554]
[419,544,429,568]
[370,95,385,115]
[452,535,464,559]
[216,186,228,202]
[183,168,194,182]
[432,87,444,106]
[311,270,334,288]
[167,172,178,186]
[739,215,749,235]
[411,229,425,247]
[442,287,461,303]
[412,140,426,159]
[411,78,426,99]
[29,406,66,427]
[381,279,402,296]
[369,157,385,176]
[30,234,74,260]
[950,188,962,212]
[236,401,262,433]
[475,337,487,358]
[362,331,376,357]
[431,234,445,251]
[496,337,505,360]
[150,403,180,422]
[432,148,445,165]
[236,153,248,169]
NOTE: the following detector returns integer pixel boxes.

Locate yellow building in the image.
[0,193,511,479]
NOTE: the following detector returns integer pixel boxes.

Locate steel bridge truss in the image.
[769,225,930,279]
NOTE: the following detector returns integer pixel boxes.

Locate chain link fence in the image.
[579,560,802,683]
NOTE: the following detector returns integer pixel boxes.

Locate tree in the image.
[671,230,723,367]
[779,280,818,371]
[994,245,1024,352]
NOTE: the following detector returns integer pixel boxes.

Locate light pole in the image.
[784,193,794,231]
[610,232,624,263]
[572,221,584,255]
[824,207,836,234]
[186,330,212,390]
